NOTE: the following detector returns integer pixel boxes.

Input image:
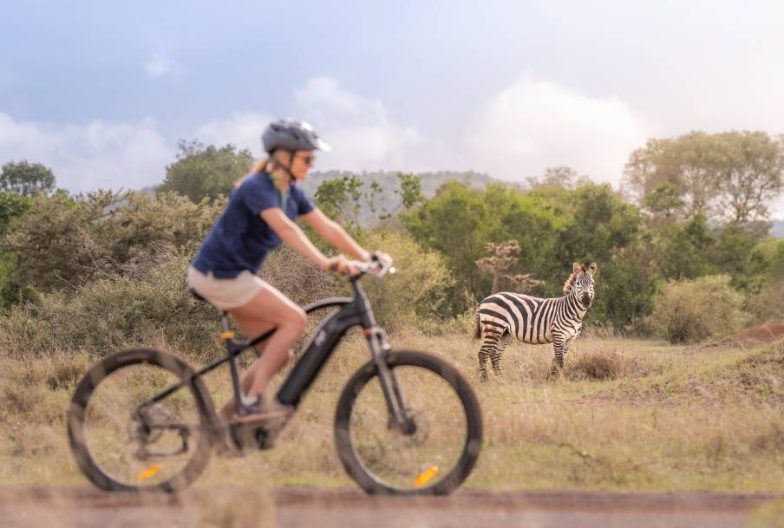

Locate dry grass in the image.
[1,331,783,493]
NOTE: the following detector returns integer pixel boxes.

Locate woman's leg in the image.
[219,282,306,419]
[216,323,271,420]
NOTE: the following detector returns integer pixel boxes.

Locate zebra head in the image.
[570,262,597,309]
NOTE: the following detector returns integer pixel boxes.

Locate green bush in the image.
[745,280,784,324]
[0,221,457,357]
[3,190,223,296]
[649,275,747,343]
[0,251,220,359]
[358,229,455,331]
[158,140,254,203]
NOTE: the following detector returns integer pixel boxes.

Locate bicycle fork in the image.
[365,327,416,435]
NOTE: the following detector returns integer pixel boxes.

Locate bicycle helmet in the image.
[261,119,331,153]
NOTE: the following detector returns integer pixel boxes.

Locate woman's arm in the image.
[260,208,333,270]
[301,208,370,261]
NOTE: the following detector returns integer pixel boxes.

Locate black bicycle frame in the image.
[141,276,411,428]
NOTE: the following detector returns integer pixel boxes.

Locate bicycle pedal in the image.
[229,421,277,451]
[214,437,244,458]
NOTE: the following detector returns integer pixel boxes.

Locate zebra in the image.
[474,262,597,381]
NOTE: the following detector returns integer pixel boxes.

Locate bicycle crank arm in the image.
[134,439,190,460]
[132,424,192,459]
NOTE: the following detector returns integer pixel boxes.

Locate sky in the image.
[1,0,784,217]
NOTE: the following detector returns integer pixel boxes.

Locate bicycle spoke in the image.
[347,365,469,490]
[82,363,203,488]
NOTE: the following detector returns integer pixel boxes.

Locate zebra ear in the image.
[572,262,582,274]
[588,262,598,275]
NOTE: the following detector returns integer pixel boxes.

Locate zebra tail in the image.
[473,313,481,339]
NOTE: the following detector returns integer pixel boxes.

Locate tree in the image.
[0,161,55,196]
[396,172,425,209]
[624,132,721,221]
[642,183,685,225]
[475,240,543,294]
[158,140,254,203]
[746,239,784,322]
[526,166,589,190]
[402,182,501,313]
[654,214,715,280]
[624,131,784,224]
[748,238,784,282]
[365,179,390,220]
[557,183,641,269]
[598,244,659,330]
[403,182,561,313]
[0,192,33,237]
[713,132,784,223]
[313,174,363,227]
[709,221,768,288]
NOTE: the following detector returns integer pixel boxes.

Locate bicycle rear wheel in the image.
[67,348,215,492]
[334,350,482,495]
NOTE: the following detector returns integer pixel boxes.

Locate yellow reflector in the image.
[220,331,235,340]
[138,464,162,481]
[414,466,439,487]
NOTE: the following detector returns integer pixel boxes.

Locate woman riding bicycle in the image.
[187,119,389,423]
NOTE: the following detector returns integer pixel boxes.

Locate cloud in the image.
[466,77,653,185]
[193,113,274,155]
[13,76,783,218]
[191,77,452,172]
[144,52,184,79]
[0,113,173,192]
[292,77,441,171]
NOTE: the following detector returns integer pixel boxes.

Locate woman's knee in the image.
[285,307,307,332]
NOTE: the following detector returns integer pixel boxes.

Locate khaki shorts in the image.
[186,266,265,310]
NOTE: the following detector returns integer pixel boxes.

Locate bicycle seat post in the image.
[217,310,246,416]
[220,312,231,334]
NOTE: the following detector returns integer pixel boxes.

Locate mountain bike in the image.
[66,259,483,495]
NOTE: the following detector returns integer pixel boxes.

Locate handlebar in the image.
[346,257,396,278]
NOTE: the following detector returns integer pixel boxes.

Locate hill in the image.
[141,172,500,225]
[300,170,501,225]
[771,219,784,238]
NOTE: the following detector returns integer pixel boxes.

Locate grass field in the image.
[1,328,783,493]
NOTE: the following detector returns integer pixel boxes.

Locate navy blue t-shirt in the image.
[191,172,315,277]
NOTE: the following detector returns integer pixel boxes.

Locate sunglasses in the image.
[294,154,316,166]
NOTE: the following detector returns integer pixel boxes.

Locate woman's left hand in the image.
[326,254,358,276]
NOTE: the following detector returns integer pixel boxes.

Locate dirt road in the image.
[0,486,778,528]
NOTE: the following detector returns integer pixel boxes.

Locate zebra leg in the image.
[478,330,503,382]
[549,336,566,379]
[478,345,489,382]
[562,335,576,363]
[490,336,506,377]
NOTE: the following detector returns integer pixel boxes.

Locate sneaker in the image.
[235,394,294,425]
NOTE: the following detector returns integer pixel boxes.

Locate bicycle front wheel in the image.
[334,350,482,495]
[67,348,215,492]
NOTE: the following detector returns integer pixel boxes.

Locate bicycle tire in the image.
[334,350,482,495]
[67,348,216,492]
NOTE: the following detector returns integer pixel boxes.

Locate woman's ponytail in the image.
[235,158,270,188]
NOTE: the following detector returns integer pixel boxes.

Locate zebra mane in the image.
[562,272,578,296]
